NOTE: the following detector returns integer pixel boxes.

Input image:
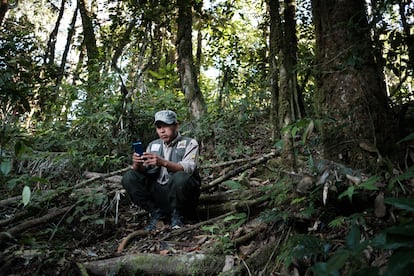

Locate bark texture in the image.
[176,0,206,121]
[312,0,398,168]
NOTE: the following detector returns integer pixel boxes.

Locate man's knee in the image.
[170,171,191,184]
[121,170,144,189]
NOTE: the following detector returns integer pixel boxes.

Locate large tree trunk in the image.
[312,0,399,169]
[45,0,66,65]
[176,0,206,121]
[268,0,280,141]
[57,4,78,86]
[398,0,414,73]
[78,0,100,86]
[0,0,8,25]
[268,0,302,169]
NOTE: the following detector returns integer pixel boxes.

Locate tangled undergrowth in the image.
[1,121,414,275]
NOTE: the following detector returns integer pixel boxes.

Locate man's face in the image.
[155,122,178,144]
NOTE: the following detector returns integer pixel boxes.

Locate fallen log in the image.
[80,252,225,275]
[201,151,277,192]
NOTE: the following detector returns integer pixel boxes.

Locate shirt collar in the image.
[164,132,181,147]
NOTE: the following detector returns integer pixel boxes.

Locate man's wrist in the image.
[164,160,168,168]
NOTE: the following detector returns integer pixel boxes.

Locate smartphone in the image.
[132,141,144,155]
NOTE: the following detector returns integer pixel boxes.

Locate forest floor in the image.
[1,125,413,275]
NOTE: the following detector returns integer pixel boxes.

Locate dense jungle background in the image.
[1,0,413,275]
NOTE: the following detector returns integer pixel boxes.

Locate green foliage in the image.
[279,234,330,268]
[67,188,109,226]
[305,196,414,275]
[0,16,43,121]
[201,212,247,254]
[388,165,414,192]
[338,176,379,202]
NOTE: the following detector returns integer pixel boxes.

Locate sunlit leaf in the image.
[22,185,31,207]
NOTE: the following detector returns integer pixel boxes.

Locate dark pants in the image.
[121,170,200,218]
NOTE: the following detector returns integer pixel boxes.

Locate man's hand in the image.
[131,153,146,171]
[142,152,164,167]
[142,152,184,172]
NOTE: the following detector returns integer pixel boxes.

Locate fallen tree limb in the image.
[116,229,149,253]
[229,225,291,275]
[82,171,122,184]
[201,151,277,192]
[199,156,258,169]
[0,206,71,244]
[74,167,130,189]
[199,188,262,205]
[198,193,269,218]
[117,211,237,253]
[0,195,22,207]
[233,222,268,246]
[81,252,225,275]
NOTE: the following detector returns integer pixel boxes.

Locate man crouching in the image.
[121,110,201,230]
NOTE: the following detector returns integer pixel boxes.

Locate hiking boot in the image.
[145,209,163,231]
[171,209,183,230]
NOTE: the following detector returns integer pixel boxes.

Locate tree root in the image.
[81,252,226,275]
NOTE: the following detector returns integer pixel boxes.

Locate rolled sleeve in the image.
[178,139,199,175]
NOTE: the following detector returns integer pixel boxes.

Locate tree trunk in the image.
[312,0,399,169]
[268,0,280,141]
[45,0,66,65]
[398,0,414,73]
[268,0,302,169]
[176,0,206,121]
[78,0,100,86]
[0,0,8,25]
[57,4,78,86]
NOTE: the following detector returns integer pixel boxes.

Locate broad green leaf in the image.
[384,223,414,237]
[326,250,350,271]
[14,141,27,157]
[397,132,414,144]
[384,248,414,276]
[338,186,355,201]
[22,185,31,207]
[390,166,414,187]
[222,180,242,190]
[223,212,247,222]
[384,197,414,212]
[312,262,340,276]
[0,159,12,176]
[346,224,361,250]
[373,227,414,250]
[353,267,380,276]
[274,139,284,150]
[360,176,380,190]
